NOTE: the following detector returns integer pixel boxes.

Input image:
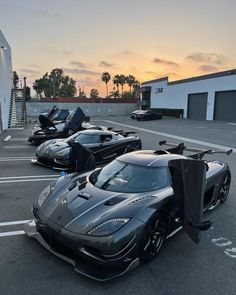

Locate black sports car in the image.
[135,110,162,121]
[28,107,104,145]
[130,110,142,119]
[24,141,232,281]
[32,129,142,170]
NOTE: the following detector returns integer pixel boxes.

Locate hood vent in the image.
[130,195,153,204]
[105,196,126,206]
[78,193,91,200]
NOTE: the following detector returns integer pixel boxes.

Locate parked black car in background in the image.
[28,107,86,144]
[136,110,162,121]
[32,129,142,170]
[130,110,142,119]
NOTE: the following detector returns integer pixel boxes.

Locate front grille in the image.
[38,227,79,261]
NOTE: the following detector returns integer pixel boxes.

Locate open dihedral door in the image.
[38,115,56,130]
[68,140,95,173]
[65,107,85,132]
[47,105,58,119]
[169,159,211,244]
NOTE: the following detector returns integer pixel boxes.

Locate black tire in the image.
[218,171,231,204]
[139,213,166,262]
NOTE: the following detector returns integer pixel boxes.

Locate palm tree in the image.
[113,75,120,96]
[126,75,136,94]
[118,74,126,96]
[101,72,111,97]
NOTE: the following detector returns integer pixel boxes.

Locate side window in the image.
[100,134,112,143]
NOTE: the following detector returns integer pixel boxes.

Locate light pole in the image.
[23,77,27,125]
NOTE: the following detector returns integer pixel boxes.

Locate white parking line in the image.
[0,158,33,162]
[0,178,58,184]
[0,220,31,226]
[11,138,29,141]
[3,145,33,149]
[0,157,32,159]
[0,174,59,180]
[103,120,236,152]
[0,230,25,237]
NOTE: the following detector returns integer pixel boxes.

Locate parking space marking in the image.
[0,174,59,184]
[0,158,32,162]
[11,138,29,141]
[0,174,59,180]
[0,220,31,226]
[0,230,25,237]
[0,178,58,184]
[3,145,33,149]
[103,120,236,152]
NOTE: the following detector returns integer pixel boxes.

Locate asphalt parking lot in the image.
[0,116,235,295]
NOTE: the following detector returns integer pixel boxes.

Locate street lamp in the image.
[0,46,7,50]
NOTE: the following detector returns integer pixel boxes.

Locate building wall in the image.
[0,31,12,131]
[26,102,138,118]
[143,74,236,120]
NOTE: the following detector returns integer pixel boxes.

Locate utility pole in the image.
[23,77,27,125]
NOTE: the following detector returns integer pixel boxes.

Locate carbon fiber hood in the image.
[39,173,156,234]
[37,139,70,159]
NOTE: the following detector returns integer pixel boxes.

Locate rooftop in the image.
[141,69,236,86]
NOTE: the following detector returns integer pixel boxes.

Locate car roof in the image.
[117,150,187,167]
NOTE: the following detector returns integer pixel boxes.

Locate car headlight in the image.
[56,152,65,158]
[37,142,45,152]
[37,185,51,207]
[87,218,129,236]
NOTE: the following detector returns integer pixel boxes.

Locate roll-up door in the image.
[214,91,236,122]
[187,93,208,120]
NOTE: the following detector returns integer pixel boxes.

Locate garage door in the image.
[214,91,236,122]
[188,93,208,120]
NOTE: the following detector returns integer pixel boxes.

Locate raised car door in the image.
[65,107,85,132]
[47,105,57,119]
[169,159,211,243]
[38,115,56,130]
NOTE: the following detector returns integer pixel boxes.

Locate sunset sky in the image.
[1,0,236,96]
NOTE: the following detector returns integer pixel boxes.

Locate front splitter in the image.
[24,220,140,281]
[31,159,69,171]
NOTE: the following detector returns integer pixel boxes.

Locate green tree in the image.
[59,75,77,97]
[78,86,86,98]
[133,80,141,99]
[122,91,133,99]
[90,88,99,99]
[33,79,44,98]
[101,72,111,97]
[49,68,63,97]
[126,75,136,94]
[33,68,77,98]
[13,71,19,89]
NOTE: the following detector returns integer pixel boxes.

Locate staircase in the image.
[8,89,26,128]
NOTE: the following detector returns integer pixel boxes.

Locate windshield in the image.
[64,133,101,144]
[89,160,171,193]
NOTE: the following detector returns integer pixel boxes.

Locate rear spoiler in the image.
[159,140,233,160]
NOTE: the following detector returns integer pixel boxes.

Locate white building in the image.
[0,30,12,132]
[141,69,236,121]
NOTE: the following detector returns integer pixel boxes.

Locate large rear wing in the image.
[159,140,232,160]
